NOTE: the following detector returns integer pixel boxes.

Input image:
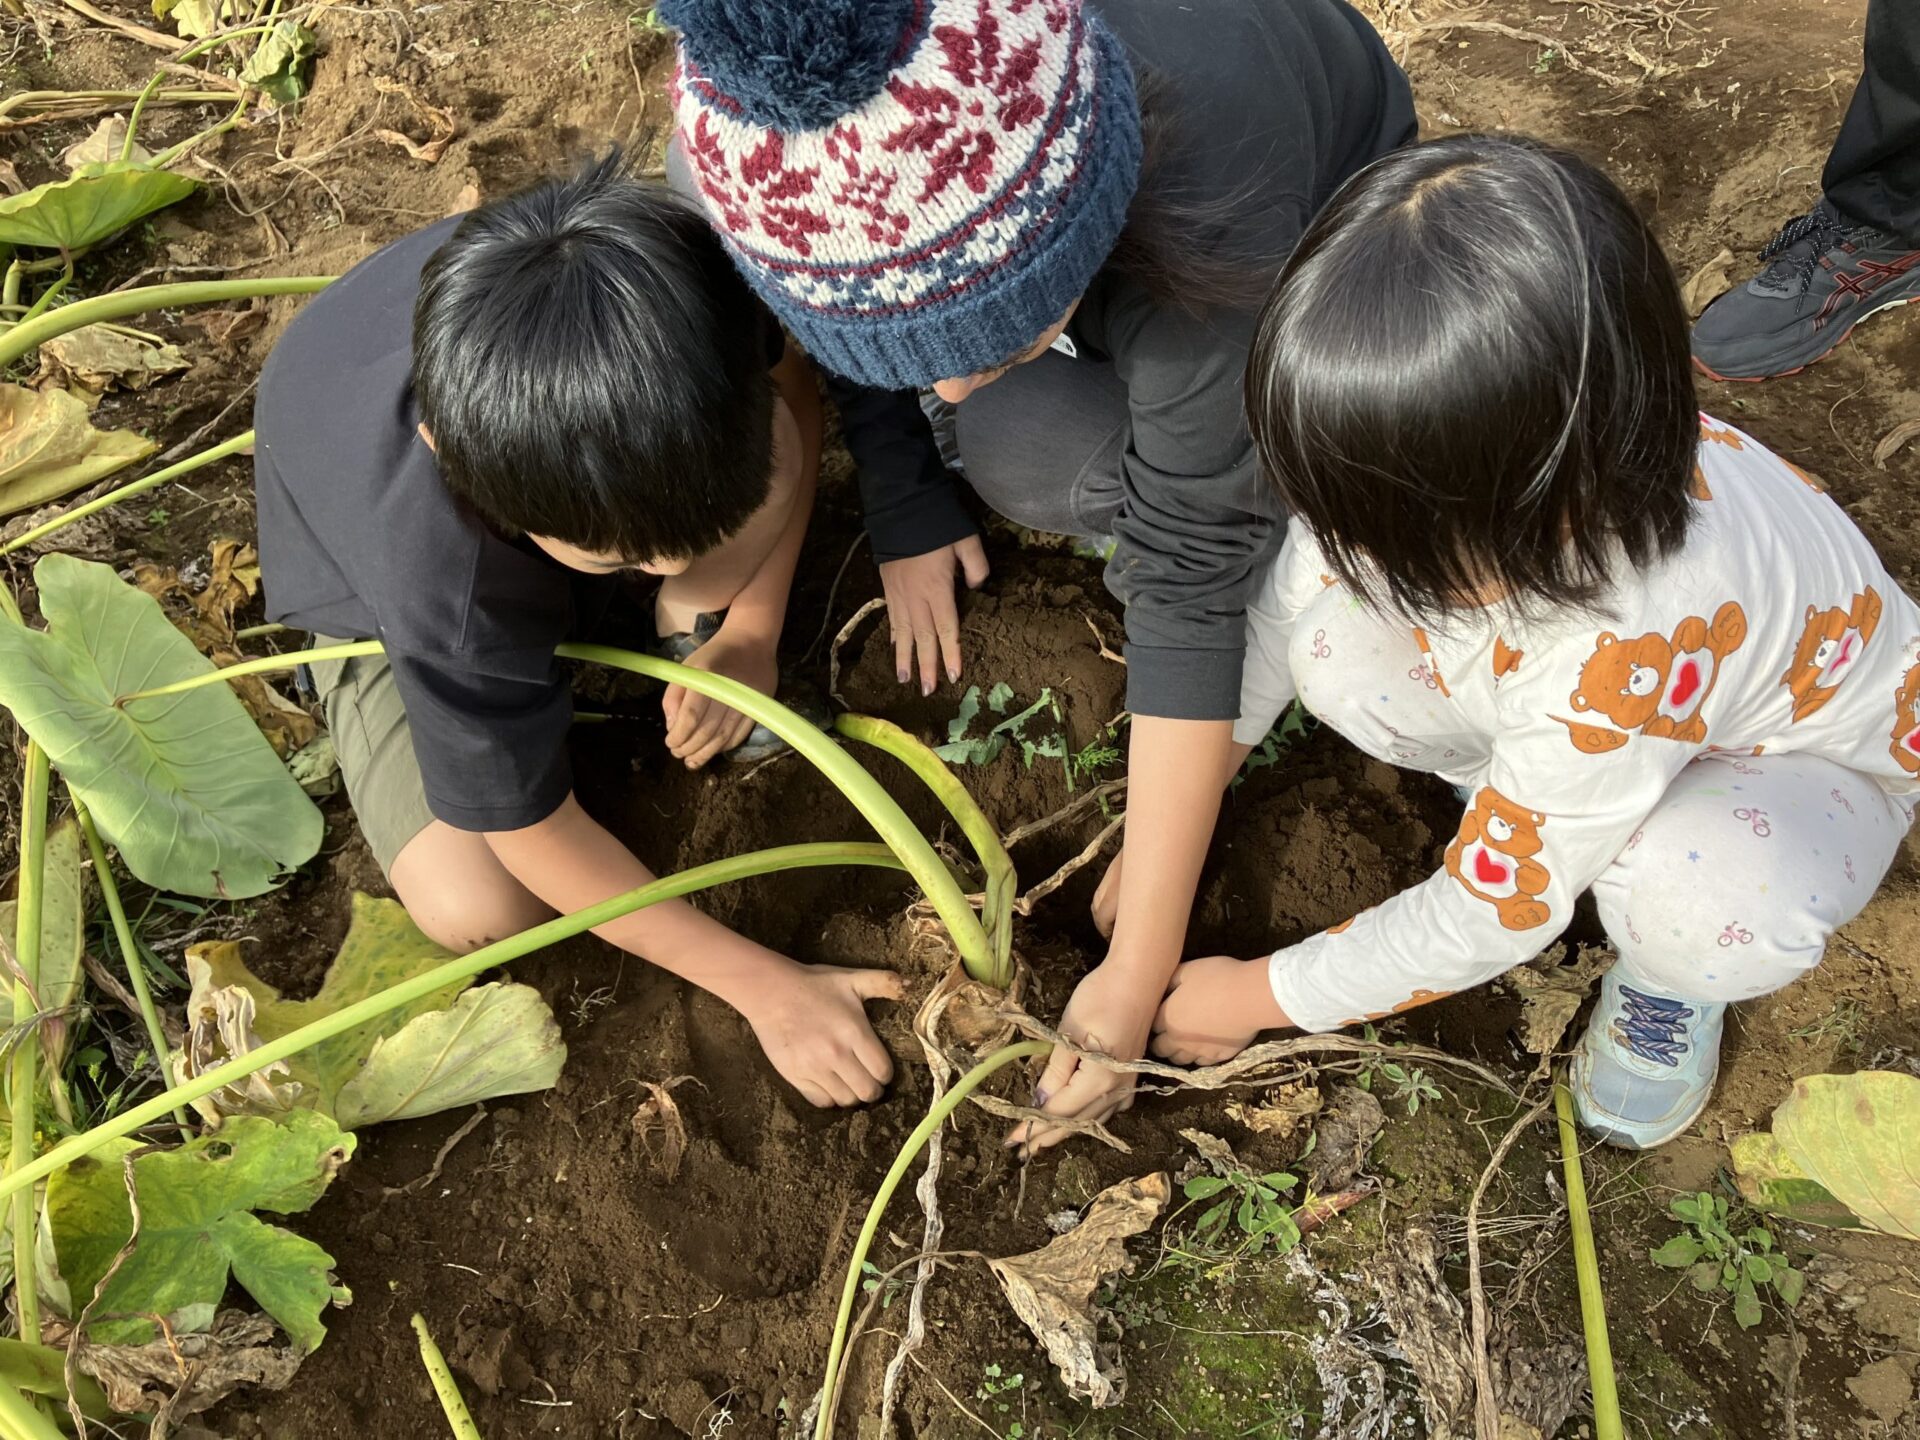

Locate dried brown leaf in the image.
[60,116,153,173]
[173,953,304,1123]
[1225,1079,1322,1139]
[372,79,457,164]
[632,1075,699,1182]
[1177,1126,1241,1177]
[36,327,189,402]
[1365,1222,1473,1434]
[1303,1084,1385,1193]
[182,306,268,352]
[70,1309,302,1417]
[1508,943,1612,1073]
[0,160,24,197]
[1681,246,1735,317]
[1873,418,1920,469]
[988,1172,1169,1407]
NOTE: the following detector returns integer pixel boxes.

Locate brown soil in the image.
[5,1,1920,1437]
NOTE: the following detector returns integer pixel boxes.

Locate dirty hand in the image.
[1090,845,1124,938]
[740,961,903,1108]
[1150,954,1283,1066]
[1006,961,1158,1156]
[662,625,780,769]
[880,535,990,696]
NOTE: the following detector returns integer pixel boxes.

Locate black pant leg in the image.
[1823,0,1920,242]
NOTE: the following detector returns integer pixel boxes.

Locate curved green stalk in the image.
[8,745,50,1345]
[0,278,332,370]
[0,1378,62,1440]
[0,430,255,558]
[69,794,191,1137]
[412,1314,483,1440]
[1555,1081,1621,1440]
[12,262,71,328]
[122,26,277,161]
[0,844,903,1205]
[119,643,997,979]
[833,714,1014,984]
[814,1039,1047,1440]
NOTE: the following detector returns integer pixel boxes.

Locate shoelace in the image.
[1611,984,1695,1068]
[1757,202,1849,299]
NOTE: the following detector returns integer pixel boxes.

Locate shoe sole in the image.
[1693,290,1920,382]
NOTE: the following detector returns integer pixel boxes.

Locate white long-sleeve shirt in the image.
[1233,416,1920,1031]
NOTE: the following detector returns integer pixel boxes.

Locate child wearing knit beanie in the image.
[662,0,1416,1147]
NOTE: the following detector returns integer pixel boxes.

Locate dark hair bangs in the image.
[1245,134,1698,617]
[414,150,775,564]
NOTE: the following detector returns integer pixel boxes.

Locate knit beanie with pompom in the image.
[658,0,1142,389]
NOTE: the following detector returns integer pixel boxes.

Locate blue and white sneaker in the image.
[1570,971,1726,1150]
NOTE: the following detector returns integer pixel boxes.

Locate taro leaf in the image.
[0,820,90,1074]
[238,22,318,106]
[152,0,234,39]
[334,982,566,1128]
[72,1309,300,1418]
[186,894,566,1127]
[946,685,982,744]
[0,383,155,518]
[48,1111,354,1351]
[176,955,304,1125]
[36,326,189,401]
[60,117,152,173]
[988,1172,1169,1407]
[0,556,322,898]
[1772,1071,1920,1242]
[1729,1132,1867,1230]
[0,164,198,252]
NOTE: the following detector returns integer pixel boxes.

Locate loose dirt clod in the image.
[987,1171,1170,1407]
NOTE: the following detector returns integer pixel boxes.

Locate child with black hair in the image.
[1143,134,1920,1149]
[255,155,902,1110]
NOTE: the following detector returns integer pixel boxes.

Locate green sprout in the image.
[1650,1191,1805,1329]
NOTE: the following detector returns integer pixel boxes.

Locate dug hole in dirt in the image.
[5,0,1920,1436]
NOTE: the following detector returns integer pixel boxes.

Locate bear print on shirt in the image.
[1552,602,1748,753]
[1782,587,1881,723]
[1891,658,1920,775]
[1444,788,1552,931]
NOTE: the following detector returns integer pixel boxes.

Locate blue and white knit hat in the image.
[659,0,1143,388]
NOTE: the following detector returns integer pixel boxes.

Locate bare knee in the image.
[389,824,551,953]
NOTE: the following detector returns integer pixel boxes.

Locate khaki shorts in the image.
[308,638,436,877]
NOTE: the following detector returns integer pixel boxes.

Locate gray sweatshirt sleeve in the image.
[1100,293,1281,721]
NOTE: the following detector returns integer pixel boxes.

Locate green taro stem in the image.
[833,714,1015,985]
[813,1039,1048,1440]
[8,744,49,1346]
[118,642,998,980]
[1556,1081,1622,1440]
[70,793,192,1138]
[0,1376,63,1440]
[0,431,255,558]
[0,278,332,371]
[0,844,905,1205]
[412,1313,483,1440]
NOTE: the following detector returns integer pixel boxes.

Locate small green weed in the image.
[1789,997,1866,1052]
[1233,703,1310,789]
[1354,1025,1443,1115]
[859,1260,907,1311]
[1067,724,1123,790]
[1650,1191,1804,1329]
[937,683,1066,772]
[975,1362,1027,1438]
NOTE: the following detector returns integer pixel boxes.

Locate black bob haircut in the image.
[413,151,774,564]
[1245,134,1698,617]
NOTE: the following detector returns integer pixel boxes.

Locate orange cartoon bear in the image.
[1889,659,1920,774]
[1553,601,1748,753]
[1782,587,1881,723]
[1444,788,1552,931]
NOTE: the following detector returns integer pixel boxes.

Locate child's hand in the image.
[880,536,991,696]
[737,961,904,1107]
[1090,845,1124,938]
[1150,955,1284,1066]
[1006,960,1158,1156]
[663,626,780,768]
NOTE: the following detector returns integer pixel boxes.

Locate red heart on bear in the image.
[1473,849,1511,886]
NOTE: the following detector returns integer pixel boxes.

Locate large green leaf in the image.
[1773,1072,1920,1242]
[48,1111,353,1351]
[0,555,323,898]
[0,382,156,519]
[1730,1132,1868,1230]
[337,982,565,1127]
[185,894,566,1127]
[0,164,198,252]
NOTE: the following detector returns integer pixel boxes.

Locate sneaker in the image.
[654,611,829,764]
[1692,200,1920,381]
[1570,970,1726,1150]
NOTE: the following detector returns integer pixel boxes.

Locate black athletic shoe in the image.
[1692,200,1920,381]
